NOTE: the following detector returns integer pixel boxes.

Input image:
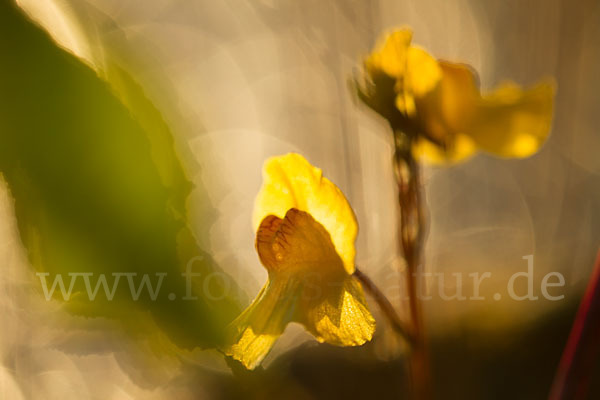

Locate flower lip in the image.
[253,153,358,274]
[256,208,347,278]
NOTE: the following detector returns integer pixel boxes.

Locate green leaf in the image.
[0,1,241,350]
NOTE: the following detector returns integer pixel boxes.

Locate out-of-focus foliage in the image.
[0,1,240,350]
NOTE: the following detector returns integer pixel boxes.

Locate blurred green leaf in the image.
[0,1,241,349]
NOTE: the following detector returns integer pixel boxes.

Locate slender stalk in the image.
[549,250,600,400]
[354,267,413,345]
[393,130,431,400]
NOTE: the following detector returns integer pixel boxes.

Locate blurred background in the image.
[1,0,599,398]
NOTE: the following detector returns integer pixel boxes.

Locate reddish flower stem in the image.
[549,249,600,400]
[394,132,431,400]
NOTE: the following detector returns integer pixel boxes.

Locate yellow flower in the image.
[356,27,555,163]
[223,153,375,369]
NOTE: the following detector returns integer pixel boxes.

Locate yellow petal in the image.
[408,61,479,163]
[412,133,477,164]
[415,61,480,144]
[394,46,441,117]
[361,28,441,121]
[406,46,442,97]
[365,28,413,78]
[298,274,375,346]
[253,154,358,274]
[223,279,299,369]
[395,90,417,116]
[412,61,554,161]
[466,81,555,158]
